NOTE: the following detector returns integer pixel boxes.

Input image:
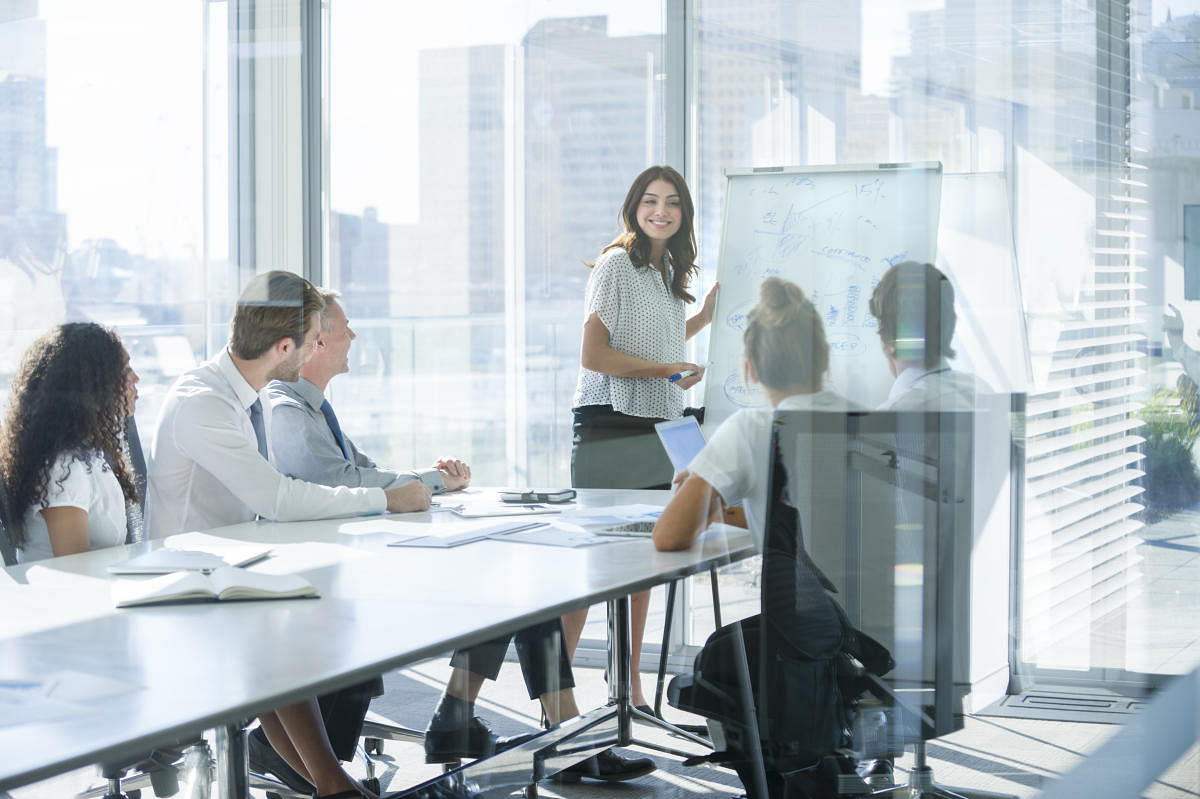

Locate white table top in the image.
[0,488,754,791]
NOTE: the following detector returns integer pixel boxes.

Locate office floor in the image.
[10,659,1196,799]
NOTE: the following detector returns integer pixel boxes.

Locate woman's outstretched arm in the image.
[685,282,719,341]
[653,472,724,551]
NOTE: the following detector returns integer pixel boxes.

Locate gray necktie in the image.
[248,398,269,459]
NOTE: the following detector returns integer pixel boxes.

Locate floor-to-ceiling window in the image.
[323,2,671,488]
[0,0,231,443]
[322,1,676,656]
[316,0,1200,689]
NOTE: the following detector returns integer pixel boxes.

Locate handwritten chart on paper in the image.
[703,164,943,425]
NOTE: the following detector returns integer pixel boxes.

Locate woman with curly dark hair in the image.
[0,322,139,561]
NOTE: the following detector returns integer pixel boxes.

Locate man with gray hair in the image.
[266,287,470,494]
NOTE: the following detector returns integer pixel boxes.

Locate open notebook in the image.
[112,567,317,607]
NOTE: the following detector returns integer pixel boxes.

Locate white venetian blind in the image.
[1019,0,1148,671]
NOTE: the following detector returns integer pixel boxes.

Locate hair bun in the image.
[759,276,812,323]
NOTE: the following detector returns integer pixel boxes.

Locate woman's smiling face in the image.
[635,177,682,246]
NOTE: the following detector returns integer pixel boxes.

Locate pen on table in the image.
[668,369,699,383]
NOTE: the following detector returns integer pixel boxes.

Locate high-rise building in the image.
[0,1,67,362]
[693,0,862,266]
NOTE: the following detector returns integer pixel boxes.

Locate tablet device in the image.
[654,416,707,473]
[107,545,272,575]
[499,489,577,503]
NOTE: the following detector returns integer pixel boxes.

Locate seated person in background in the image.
[258,287,461,789]
[653,276,854,551]
[147,270,426,799]
[268,290,655,785]
[869,260,978,410]
[1,323,139,561]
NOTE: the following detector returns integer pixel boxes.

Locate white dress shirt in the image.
[880,359,981,410]
[146,349,386,538]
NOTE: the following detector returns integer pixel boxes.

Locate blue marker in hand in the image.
[669,369,699,383]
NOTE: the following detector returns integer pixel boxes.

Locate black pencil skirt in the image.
[570,404,703,490]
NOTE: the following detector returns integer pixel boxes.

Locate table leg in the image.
[606,594,633,746]
[214,724,248,799]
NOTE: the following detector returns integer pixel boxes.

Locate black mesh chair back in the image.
[126,415,148,512]
[125,415,148,543]
[0,469,17,567]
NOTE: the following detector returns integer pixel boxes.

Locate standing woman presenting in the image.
[567,165,717,711]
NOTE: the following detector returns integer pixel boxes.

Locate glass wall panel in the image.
[1135,1,1200,680]
[690,0,1199,690]
[0,0,228,443]
[325,2,668,486]
[325,2,671,654]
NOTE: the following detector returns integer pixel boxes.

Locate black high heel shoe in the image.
[313,789,371,799]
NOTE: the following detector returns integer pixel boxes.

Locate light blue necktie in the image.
[320,400,352,461]
[248,399,269,460]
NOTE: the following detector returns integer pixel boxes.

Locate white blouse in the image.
[572,247,688,420]
[17,450,128,563]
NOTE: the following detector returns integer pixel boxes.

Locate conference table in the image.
[0,488,755,797]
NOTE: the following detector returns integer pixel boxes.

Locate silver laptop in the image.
[594,417,708,538]
[654,415,707,473]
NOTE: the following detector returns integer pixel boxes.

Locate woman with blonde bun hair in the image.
[651,278,867,799]
[652,276,856,552]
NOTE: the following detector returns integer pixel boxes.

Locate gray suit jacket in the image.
[265,378,444,493]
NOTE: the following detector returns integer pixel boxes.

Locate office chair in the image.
[666,424,895,799]
[831,410,1015,799]
[757,408,1013,799]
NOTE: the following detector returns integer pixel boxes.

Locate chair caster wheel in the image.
[127,791,141,799]
[362,777,381,794]
[364,737,384,756]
